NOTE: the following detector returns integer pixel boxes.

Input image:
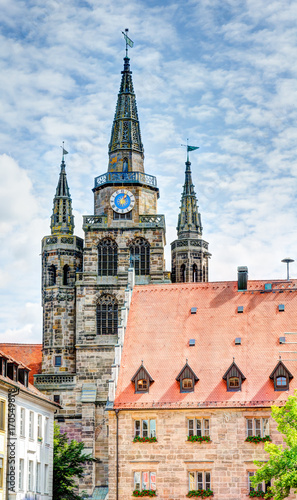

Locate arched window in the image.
[180,264,186,282]
[96,295,118,335]
[123,157,128,173]
[203,265,206,282]
[276,376,287,387]
[98,239,118,276]
[192,264,198,283]
[48,265,56,286]
[63,265,70,286]
[129,238,150,276]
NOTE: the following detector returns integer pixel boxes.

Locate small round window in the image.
[229,377,239,388]
[182,378,193,390]
[276,376,287,387]
[137,379,148,391]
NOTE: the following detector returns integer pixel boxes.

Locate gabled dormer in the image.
[176,361,199,393]
[223,360,246,392]
[269,360,293,391]
[18,368,29,388]
[131,363,154,393]
[7,361,18,382]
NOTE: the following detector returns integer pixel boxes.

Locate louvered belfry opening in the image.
[96,295,118,335]
[98,238,118,276]
[130,238,150,275]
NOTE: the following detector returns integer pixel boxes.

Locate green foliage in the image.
[249,492,273,498]
[245,436,271,443]
[132,489,156,497]
[133,436,157,443]
[251,391,297,499]
[187,435,211,443]
[53,422,93,500]
[186,489,214,498]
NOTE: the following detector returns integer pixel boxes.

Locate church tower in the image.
[41,156,83,374]
[36,40,166,497]
[171,154,211,282]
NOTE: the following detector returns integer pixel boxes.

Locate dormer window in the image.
[137,379,148,392]
[131,364,154,394]
[270,361,293,391]
[176,362,199,393]
[223,360,246,392]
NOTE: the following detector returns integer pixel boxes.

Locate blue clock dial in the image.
[110,189,135,214]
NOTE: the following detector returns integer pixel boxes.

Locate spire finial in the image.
[60,141,68,163]
[122,29,134,58]
[181,140,199,163]
[233,357,235,363]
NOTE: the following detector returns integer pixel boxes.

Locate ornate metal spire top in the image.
[108,31,144,174]
[51,148,74,235]
[177,147,202,239]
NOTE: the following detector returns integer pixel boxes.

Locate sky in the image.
[1,0,297,343]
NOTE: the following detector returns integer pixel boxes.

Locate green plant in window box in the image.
[245,436,271,443]
[133,436,157,443]
[249,492,273,498]
[38,437,43,442]
[132,489,156,497]
[187,489,214,498]
[187,435,211,443]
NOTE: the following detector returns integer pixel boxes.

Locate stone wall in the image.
[108,407,297,500]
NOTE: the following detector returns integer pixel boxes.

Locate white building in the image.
[0,349,58,500]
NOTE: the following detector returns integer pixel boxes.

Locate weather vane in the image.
[181,139,199,162]
[122,28,134,57]
[60,141,68,162]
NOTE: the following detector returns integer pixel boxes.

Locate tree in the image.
[251,391,297,499]
[53,422,93,500]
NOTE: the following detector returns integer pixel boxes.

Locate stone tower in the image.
[36,51,166,498]
[171,156,211,282]
[41,157,83,374]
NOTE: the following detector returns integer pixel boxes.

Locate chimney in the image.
[238,266,248,291]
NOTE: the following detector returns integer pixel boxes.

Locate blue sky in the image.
[1,0,297,343]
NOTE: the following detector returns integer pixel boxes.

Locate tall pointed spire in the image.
[177,160,202,239]
[51,159,74,235]
[108,53,144,173]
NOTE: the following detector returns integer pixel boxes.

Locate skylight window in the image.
[237,306,244,313]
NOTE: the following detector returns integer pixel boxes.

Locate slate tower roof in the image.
[50,159,74,235]
[177,159,202,239]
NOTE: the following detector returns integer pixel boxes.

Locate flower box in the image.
[132,489,156,497]
[37,437,43,442]
[187,435,211,443]
[245,436,271,443]
[133,436,157,443]
[187,489,214,498]
[249,492,273,498]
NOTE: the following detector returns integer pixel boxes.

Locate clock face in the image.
[110,189,135,214]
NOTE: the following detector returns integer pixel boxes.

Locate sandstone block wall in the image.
[108,407,297,500]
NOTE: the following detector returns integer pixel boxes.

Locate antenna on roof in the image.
[281,258,294,280]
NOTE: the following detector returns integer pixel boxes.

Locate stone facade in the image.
[108,407,297,500]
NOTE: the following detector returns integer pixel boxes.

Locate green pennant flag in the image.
[122,31,134,48]
[187,146,199,152]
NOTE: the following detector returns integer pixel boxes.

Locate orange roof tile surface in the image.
[0,344,42,384]
[114,280,297,409]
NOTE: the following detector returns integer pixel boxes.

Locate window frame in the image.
[96,294,118,335]
[0,457,3,489]
[29,411,34,440]
[134,471,156,492]
[20,407,25,437]
[134,419,156,439]
[189,471,211,492]
[98,238,118,277]
[248,471,271,494]
[18,458,24,491]
[37,414,42,440]
[44,464,49,494]
[188,418,210,438]
[28,460,34,491]
[246,418,269,438]
[0,400,5,431]
[36,462,41,493]
[129,238,150,276]
[54,355,62,367]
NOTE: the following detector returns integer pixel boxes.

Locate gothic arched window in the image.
[98,239,118,276]
[96,295,118,335]
[48,265,56,286]
[192,264,198,283]
[180,264,186,282]
[129,238,150,276]
[63,265,70,286]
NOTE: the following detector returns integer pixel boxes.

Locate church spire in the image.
[51,158,74,235]
[177,159,202,239]
[108,48,144,173]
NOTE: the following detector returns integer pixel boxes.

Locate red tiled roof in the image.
[114,279,297,409]
[0,344,42,384]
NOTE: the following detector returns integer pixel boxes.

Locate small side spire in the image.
[51,145,74,235]
[177,148,202,239]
